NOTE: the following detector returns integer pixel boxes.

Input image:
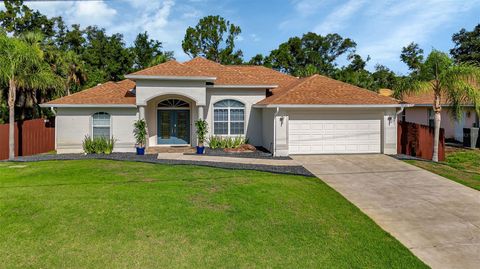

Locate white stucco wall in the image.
[145,95,198,147]
[405,107,478,141]
[141,87,266,147]
[55,107,138,153]
[135,80,207,106]
[383,108,398,154]
[261,108,275,152]
[205,88,266,146]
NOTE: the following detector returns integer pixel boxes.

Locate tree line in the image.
[1,0,480,125]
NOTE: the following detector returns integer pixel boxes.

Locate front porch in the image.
[146,146,195,154]
[139,95,205,150]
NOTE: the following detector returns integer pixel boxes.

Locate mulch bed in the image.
[7,153,314,177]
[185,147,291,160]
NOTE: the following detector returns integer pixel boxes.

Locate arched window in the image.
[158,99,190,108]
[92,112,111,138]
[213,99,245,135]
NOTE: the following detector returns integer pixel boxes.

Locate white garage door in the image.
[289,114,381,154]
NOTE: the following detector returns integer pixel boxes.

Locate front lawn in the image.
[0,160,426,268]
[406,149,480,190]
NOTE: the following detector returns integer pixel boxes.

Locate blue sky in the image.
[2,0,480,74]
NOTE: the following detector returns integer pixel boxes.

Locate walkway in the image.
[157,153,296,166]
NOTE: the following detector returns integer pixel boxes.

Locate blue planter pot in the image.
[196,146,205,154]
[136,147,145,155]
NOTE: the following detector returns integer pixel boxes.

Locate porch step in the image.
[146,146,195,154]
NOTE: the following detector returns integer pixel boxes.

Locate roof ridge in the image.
[129,60,207,76]
[230,64,297,79]
[269,76,316,103]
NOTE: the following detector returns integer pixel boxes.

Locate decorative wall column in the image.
[138,105,148,147]
[138,105,146,120]
[197,105,205,120]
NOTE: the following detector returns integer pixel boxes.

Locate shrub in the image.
[133,119,147,148]
[82,135,116,154]
[195,119,208,146]
[207,136,247,149]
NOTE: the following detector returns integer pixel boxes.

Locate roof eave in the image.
[125,75,216,81]
[408,104,475,107]
[39,104,137,108]
[253,104,410,108]
[208,84,278,89]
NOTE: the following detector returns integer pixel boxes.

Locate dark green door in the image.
[157,110,190,144]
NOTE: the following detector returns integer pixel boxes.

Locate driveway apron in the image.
[293,154,480,269]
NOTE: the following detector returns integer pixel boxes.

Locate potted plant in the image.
[133,119,147,155]
[195,119,208,154]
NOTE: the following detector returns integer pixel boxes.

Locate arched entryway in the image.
[157,98,191,145]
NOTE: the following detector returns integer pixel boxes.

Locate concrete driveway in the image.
[293,154,480,269]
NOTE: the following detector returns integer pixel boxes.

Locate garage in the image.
[288,112,382,154]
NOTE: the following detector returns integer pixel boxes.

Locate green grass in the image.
[0,160,426,268]
[406,149,480,191]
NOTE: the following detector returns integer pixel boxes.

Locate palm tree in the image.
[395,50,480,162]
[0,33,60,159]
[63,50,87,95]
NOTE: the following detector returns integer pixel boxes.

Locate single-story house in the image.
[41,57,405,156]
[401,91,479,142]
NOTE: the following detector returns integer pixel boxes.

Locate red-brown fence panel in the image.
[397,121,445,161]
[0,118,55,160]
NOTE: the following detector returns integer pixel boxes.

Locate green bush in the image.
[133,119,147,148]
[194,119,208,146]
[82,135,115,154]
[207,136,247,149]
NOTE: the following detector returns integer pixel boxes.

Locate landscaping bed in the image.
[185,147,291,160]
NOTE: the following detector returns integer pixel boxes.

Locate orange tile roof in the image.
[44,79,136,105]
[402,89,475,106]
[229,65,297,88]
[257,74,400,105]
[183,57,273,85]
[130,57,296,86]
[402,90,448,105]
[129,60,208,77]
[44,58,401,106]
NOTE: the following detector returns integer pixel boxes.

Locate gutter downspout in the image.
[273,107,279,157]
[396,104,406,117]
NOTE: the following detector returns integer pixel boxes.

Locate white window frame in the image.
[213,100,245,136]
[91,112,112,138]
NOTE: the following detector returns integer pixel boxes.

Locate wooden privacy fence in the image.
[0,118,55,160]
[397,121,445,161]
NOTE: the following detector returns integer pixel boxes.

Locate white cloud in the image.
[250,34,260,42]
[357,0,479,71]
[68,1,117,28]
[111,0,196,60]
[314,0,366,34]
[292,0,328,17]
[25,1,117,29]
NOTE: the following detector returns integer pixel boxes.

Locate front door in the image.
[157,110,190,144]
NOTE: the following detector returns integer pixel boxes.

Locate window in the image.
[92,112,111,138]
[158,99,190,108]
[213,100,245,135]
